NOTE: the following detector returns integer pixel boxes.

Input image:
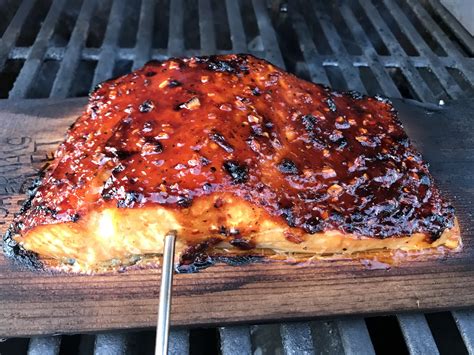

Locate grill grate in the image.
[0,0,472,101]
[0,0,473,354]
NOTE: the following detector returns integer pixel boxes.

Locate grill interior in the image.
[0,0,473,354]
[0,0,473,101]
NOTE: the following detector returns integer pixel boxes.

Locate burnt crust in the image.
[3,176,45,270]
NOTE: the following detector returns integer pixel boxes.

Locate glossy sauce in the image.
[14,54,454,243]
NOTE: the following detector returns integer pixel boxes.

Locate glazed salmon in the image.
[4,54,460,272]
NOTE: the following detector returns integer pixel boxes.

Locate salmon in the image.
[4,54,460,272]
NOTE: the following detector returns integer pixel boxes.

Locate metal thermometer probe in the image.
[155,230,177,355]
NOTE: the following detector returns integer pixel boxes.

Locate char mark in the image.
[303,217,322,234]
[177,238,222,272]
[278,158,299,175]
[280,207,296,227]
[222,160,249,184]
[200,156,211,166]
[117,191,143,208]
[217,255,263,267]
[202,182,214,193]
[168,79,182,88]
[35,205,57,217]
[252,87,262,96]
[374,94,393,105]
[139,99,155,113]
[112,163,125,173]
[301,114,327,149]
[209,130,234,153]
[204,55,250,74]
[301,114,318,132]
[326,97,337,112]
[115,150,134,160]
[144,137,164,154]
[230,238,255,250]
[177,195,193,208]
[3,226,44,270]
[348,91,364,100]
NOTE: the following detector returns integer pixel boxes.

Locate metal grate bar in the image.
[310,320,345,354]
[225,0,247,52]
[428,0,474,55]
[406,0,474,86]
[219,326,252,355]
[338,3,402,98]
[310,1,367,93]
[133,0,156,70]
[397,314,440,355]
[290,11,330,86]
[337,319,376,355]
[27,336,61,355]
[7,45,472,77]
[92,0,127,86]
[0,0,35,70]
[452,310,474,354]
[280,322,315,355]
[357,0,436,102]
[168,0,185,57]
[93,333,131,355]
[251,0,285,69]
[382,0,464,99]
[169,329,190,355]
[1,0,472,102]
[380,54,468,69]
[50,0,97,98]
[199,0,216,54]
[8,44,474,82]
[9,0,66,98]
[406,0,465,58]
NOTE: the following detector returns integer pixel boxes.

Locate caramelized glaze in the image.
[13,54,454,243]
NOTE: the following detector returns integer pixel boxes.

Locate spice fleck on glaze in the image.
[9,54,456,270]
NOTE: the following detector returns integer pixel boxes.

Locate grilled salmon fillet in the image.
[4,54,460,272]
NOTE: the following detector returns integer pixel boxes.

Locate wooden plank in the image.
[0,98,473,337]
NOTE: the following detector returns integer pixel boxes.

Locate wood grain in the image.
[0,98,473,337]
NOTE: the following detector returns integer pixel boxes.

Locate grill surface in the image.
[0,0,473,354]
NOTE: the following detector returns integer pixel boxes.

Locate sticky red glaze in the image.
[16,54,454,239]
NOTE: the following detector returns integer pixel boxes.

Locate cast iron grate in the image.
[0,0,473,354]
